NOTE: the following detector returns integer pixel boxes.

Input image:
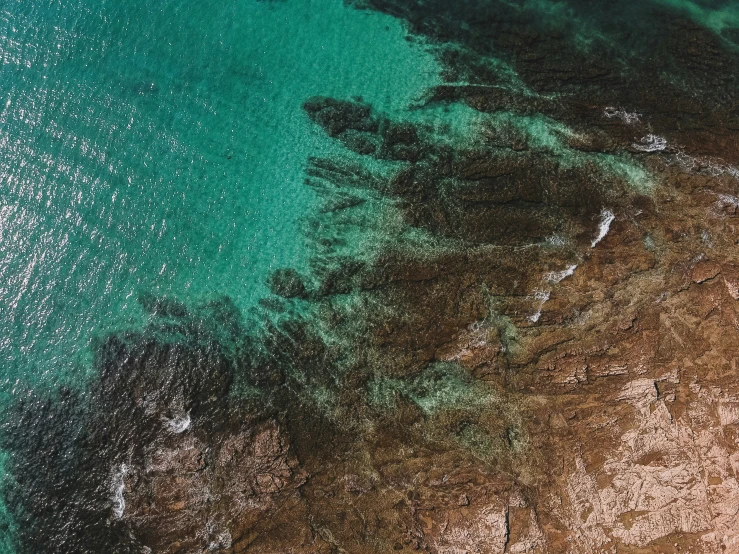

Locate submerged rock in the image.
[267,268,308,299]
[303,96,378,138]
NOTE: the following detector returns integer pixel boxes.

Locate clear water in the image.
[0,0,438,547]
[0,0,438,390]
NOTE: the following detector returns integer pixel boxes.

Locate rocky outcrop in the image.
[120,421,308,553]
[4,2,739,553]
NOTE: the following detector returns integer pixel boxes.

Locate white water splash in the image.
[211,531,233,550]
[529,290,551,323]
[707,161,739,178]
[671,151,739,181]
[545,264,577,284]
[165,412,191,434]
[111,463,129,519]
[591,210,615,248]
[603,106,641,124]
[632,134,667,152]
[545,234,568,248]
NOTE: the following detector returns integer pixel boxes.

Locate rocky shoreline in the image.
[4,1,739,552]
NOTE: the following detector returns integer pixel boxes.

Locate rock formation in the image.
[4,1,739,553]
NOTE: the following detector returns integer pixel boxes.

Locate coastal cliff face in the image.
[4,1,739,553]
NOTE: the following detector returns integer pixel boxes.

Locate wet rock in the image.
[138,292,189,318]
[267,268,308,299]
[121,421,308,553]
[303,96,378,137]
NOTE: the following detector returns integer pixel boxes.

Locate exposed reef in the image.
[4,1,739,553]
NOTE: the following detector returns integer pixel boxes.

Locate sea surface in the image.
[0,0,438,548]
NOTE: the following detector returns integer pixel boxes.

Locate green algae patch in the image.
[597,154,656,194]
[458,421,526,457]
[409,103,492,148]
[485,111,656,193]
[367,362,532,472]
[367,362,493,415]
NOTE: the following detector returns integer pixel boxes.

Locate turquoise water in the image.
[0,0,438,392]
[0,0,438,547]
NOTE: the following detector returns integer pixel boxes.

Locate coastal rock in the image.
[6,1,739,552]
[303,97,378,137]
[120,421,309,553]
[267,268,308,299]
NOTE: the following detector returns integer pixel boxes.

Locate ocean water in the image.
[0,0,438,390]
[0,0,437,548]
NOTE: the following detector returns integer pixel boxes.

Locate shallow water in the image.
[0,0,438,391]
[0,0,438,548]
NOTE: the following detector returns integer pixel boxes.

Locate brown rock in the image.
[692,261,721,283]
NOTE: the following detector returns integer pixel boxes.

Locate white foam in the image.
[111,463,128,519]
[632,134,667,152]
[591,209,615,248]
[528,290,551,323]
[670,151,739,181]
[603,107,641,124]
[708,161,739,179]
[545,264,577,284]
[166,412,191,434]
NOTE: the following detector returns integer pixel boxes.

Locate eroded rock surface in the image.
[4,1,739,553]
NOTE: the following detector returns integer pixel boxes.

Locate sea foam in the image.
[111,463,129,519]
[603,107,641,124]
[592,210,615,248]
[632,134,667,152]
[166,412,191,434]
[546,265,577,284]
